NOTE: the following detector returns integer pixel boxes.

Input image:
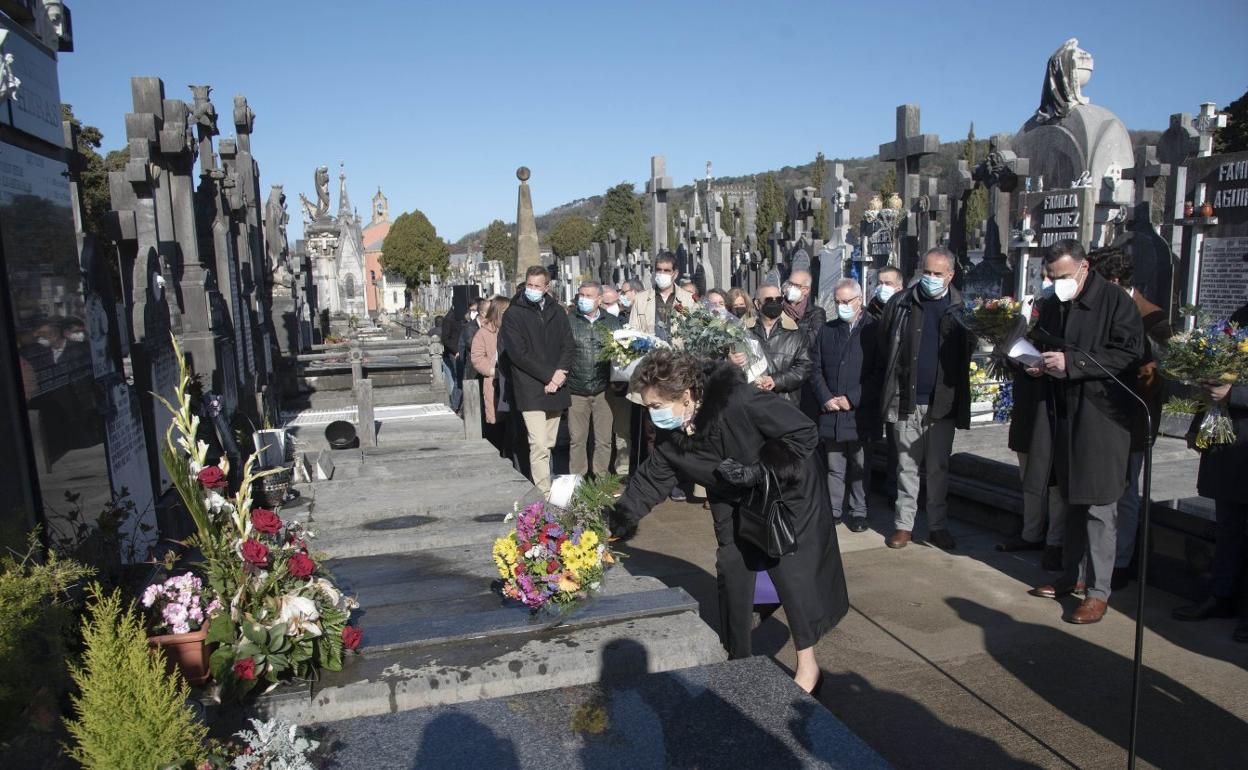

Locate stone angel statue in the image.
[1035,38,1094,124]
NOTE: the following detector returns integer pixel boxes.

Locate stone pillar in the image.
[514,166,540,275]
[647,155,673,254]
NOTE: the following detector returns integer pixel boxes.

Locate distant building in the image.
[362,188,392,316]
[308,164,367,318]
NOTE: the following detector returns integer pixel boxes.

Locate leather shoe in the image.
[1172,596,1237,621]
[1068,597,1108,624]
[847,517,869,533]
[928,529,957,550]
[1041,545,1063,572]
[1029,581,1086,599]
[887,530,912,549]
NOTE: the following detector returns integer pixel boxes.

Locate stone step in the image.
[304,656,889,769]
[250,611,726,726]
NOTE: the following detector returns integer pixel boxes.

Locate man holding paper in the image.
[1025,239,1144,625]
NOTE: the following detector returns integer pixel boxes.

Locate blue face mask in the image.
[836,303,857,322]
[619,295,632,308]
[920,275,947,299]
[524,287,544,303]
[876,284,896,303]
[1039,281,1055,298]
[577,297,596,315]
[649,405,686,431]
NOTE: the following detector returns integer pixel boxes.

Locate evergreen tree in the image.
[1215,88,1248,153]
[879,167,897,202]
[482,219,512,279]
[963,122,989,245]
[62,104,128,256]
[810,152,827,237]
[379,209,450,286]
[756,173,785,249]
[593,182,648,253]
[548,215,593,257]
[666,208,677,252]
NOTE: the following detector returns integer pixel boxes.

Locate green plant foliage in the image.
[1215,88,1248,154]
[0,532,94,740]
[756,173,785,249]
[380,209,451,286]
[593,183,648,253]
[482,219,513,280]
[963,123,988,245]
[64,584,208,769]
[549,215,594,258]
[810,152,827,237]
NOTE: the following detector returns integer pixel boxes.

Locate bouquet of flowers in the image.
[961,297,1030,379]
[1160,317,1248,448]
[599,328,670,382]
[491,476,622,613]
[670,303,753,361]
[142,572,219,636]
[156,336,361,698]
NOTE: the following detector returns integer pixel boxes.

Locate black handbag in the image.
[735,467,798,558]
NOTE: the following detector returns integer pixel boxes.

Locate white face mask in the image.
[604,304,620,316]
[68,332,85,342]
[1053,264,1084,303]
[654,273,673,290]
[785,286,803,303]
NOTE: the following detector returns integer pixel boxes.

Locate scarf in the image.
[782,296,809,322]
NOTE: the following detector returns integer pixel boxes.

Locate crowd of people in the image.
[433,239,1248,683]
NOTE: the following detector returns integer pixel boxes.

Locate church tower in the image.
[371,187,390,227]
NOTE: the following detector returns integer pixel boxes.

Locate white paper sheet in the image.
[1007,337,1044,368]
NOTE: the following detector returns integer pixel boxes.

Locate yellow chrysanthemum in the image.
[492,536,518,579]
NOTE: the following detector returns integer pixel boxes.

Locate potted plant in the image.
[142,572,218,686]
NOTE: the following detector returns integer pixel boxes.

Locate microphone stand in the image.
[1035,330,1152,770]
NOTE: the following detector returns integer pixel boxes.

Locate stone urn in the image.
[148,626,211,686]
[1200,201,1215,218]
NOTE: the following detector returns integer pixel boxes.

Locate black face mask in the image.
[760,298,784,319]
[731,306,748,319]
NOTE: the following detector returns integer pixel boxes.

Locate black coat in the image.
[878,285,973,428]
[616,364,849,650]
[1195,385,1248,503]
[1021,271,1145,505]
[498,292,576,413]
[811,316,883,443]
[788,302,827,352]
[745,315,812,406]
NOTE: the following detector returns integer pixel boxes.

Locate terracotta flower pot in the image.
[1200,201,1215,218]
[148,626,210,686]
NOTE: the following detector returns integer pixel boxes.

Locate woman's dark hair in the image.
[630,349,704,402]
[1088,245,1133,288]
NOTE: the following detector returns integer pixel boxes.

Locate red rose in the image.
[513,563,526,575]
[241,539,269,566]
[233,657,256,680]
[287,552,315,578]
[197,465,226,490]
[342,625,363,651]
[546,559,560,574]
[251,508,282,535]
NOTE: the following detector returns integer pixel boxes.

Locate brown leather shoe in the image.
[1029,582,1086,599]
[1068,597,1108,624]
[887,530,912,549]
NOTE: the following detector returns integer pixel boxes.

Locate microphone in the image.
[1028,323,1154,770]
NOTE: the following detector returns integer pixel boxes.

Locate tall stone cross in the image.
[973,134,1029,262]
[946,159,975,272]
[1192,102,1228,158]
[646,155,673,254]
[918,176,948,256]
[823,163,856,247]
[879,105,940,276]
[1122,145,1170,220]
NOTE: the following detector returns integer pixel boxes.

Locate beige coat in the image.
[624,286,697,337]
[470,324,500,424]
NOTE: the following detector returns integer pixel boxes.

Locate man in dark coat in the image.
[567,280,623,479]
[878,247,973,551]
[440,312,463,412]
[734,283,813,406]
[812,279,882,532]
[1172,301,1248,641]
[783,268,826,419]
[457,298,488,380]
[499,266,575,495]
[1026,239,1144,625]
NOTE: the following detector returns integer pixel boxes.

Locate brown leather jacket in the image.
[1133,289,1173,446]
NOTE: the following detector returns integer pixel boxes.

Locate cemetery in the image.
[0,3,1245,769]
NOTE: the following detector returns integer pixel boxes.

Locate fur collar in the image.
[744,314,799,332]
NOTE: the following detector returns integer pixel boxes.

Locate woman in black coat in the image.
[611,351,848,693]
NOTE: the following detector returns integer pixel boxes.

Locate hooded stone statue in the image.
[1035,38,1094,124]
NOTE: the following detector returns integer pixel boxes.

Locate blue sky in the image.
[59,0,1248,242]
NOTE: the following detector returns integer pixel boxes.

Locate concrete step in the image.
[250,610,726,726]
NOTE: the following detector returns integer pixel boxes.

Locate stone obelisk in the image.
[514,166,541,275]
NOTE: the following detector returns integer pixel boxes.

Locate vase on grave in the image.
[1184,201,1195,218]
[1200,201,1214,218]
[147,626,211,686]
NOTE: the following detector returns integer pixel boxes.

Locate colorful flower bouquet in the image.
[1160,317,1248,448]
[491,476,622,613]
[156,337,361,698]
[961,297,1029,379]
[600,328,670,382]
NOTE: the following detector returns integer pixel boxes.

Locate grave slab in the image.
[308,656,890,769]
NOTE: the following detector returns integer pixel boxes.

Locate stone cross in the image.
[823,163,857,248]
[946,159,975,271]
[973,134,1030,262]
[646,155,673,254]
[1122,145,1170,214]
[879,105,940,275]
[918,176,948,255]
[1192,102,1227,158]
